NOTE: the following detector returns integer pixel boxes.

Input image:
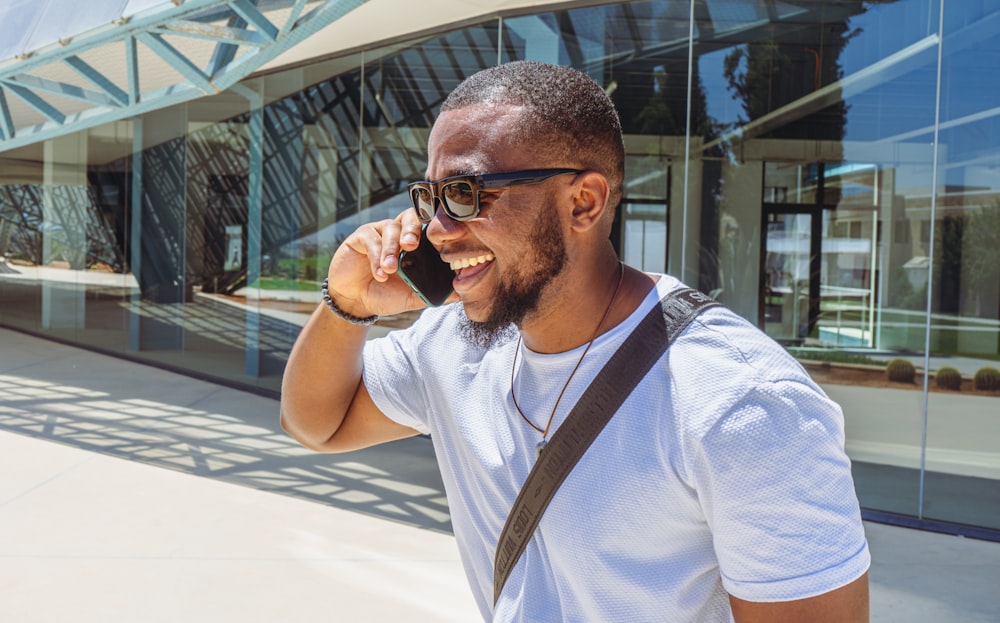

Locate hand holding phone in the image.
[397,227,454,306]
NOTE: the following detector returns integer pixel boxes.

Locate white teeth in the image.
[450,253,494,271]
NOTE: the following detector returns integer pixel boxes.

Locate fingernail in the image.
[401,232,418,245]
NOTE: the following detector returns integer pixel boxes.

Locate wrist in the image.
[320,278,380,326]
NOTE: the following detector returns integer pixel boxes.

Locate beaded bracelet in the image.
[320,277,380,326]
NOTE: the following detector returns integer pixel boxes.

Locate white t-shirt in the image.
[363,274,870,622]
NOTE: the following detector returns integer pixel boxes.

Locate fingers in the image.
[374,219,402,279]
[339,213,422,282]
[362,211,424,280]
[398,208,423,249]
[325,209,432,317]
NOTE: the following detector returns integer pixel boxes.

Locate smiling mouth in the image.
[449,253,495,272]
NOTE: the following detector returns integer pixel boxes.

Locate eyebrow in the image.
[419,169,480,183]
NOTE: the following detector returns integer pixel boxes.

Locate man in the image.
[280,61,870,622]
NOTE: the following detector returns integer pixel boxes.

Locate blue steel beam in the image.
[0,0,369,151]
[229,0,278,42]
[278,0,311,37]
[211,0,368,91]
[0,87,13,140]
[1,81,66,124]
[0,0,233,76]
[153,20,271,47]
[64,56,130,106]
[126,35,140,105]
[136,32,217,94]
[205,12,249,77]
[4,73,123,107]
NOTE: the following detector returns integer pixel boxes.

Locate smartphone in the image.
[397,227,454,306]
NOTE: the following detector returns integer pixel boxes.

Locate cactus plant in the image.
[885,358,916,383]
[974,366,1000,391]
[934,366,962,391]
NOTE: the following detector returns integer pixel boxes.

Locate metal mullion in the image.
[244,88,264,378]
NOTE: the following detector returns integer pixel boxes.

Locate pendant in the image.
[535,439,547,460]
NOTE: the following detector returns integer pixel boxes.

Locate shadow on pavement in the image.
[0,342,453,534]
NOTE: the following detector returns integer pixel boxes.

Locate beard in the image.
[458,202,567,349]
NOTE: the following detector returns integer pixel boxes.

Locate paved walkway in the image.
[1,327,998,622]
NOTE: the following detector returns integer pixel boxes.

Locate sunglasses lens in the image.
[442,181,477,220]
[409,186,435,221]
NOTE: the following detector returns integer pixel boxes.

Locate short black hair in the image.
[441,61,625,210]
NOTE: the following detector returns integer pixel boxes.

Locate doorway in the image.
[762,206,822,344]
[760,162,881,347]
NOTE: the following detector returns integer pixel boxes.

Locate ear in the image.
[568,171,611,233]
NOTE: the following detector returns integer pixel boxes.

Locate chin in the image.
[457,297,490,322]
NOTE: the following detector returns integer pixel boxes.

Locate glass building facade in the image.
[1,0,998,537]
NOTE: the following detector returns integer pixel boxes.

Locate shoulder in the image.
[653,274,801,381]
[651,276,834,436]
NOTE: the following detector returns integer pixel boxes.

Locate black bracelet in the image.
[320,278,380,326]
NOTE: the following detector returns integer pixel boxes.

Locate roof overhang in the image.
[255,0,605,75]
[0,0,370,153]
[0,0,600,155]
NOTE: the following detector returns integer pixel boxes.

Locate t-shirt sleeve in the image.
[688,379,871,602]
[362,325,433,435]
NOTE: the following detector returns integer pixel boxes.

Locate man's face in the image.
[423,105,571,347]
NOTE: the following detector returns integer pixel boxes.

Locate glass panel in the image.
[621,154,669,272]
[242,23,501,392]
[921,1,1000,532]
[2,0,997,537]
[181,94,256,387]
[696,0,942,520]
[0,155,45,333]
[504,3,691,273]
[0,125,134,353]
[75,127,133,357]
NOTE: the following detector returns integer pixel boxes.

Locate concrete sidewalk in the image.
[1,327,998,622]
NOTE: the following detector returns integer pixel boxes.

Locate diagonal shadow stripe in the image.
[0,367,453,534]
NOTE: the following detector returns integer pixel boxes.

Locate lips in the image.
[447,253,495,292]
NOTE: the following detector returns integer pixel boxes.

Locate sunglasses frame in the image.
[407,168,584,223]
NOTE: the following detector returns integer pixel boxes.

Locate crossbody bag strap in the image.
[493,287,720,606]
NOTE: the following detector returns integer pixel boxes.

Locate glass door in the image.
[763,209,820,344]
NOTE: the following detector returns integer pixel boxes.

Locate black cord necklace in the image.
[510,262,625,460]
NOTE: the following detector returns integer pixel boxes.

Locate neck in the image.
[519,257,654,354]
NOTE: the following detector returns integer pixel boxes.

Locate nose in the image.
[424,199,464,246]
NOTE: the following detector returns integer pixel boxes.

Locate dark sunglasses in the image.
[407,168,584,223]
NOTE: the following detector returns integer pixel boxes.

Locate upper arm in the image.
[318,380,420,452]
[729,572,869,623]
[281,379,419,453]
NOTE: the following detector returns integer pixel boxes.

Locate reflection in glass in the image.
[0,0,998,534]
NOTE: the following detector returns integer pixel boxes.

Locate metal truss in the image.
[0,0,367,151]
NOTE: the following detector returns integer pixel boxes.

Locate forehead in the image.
[425,104,529,178]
